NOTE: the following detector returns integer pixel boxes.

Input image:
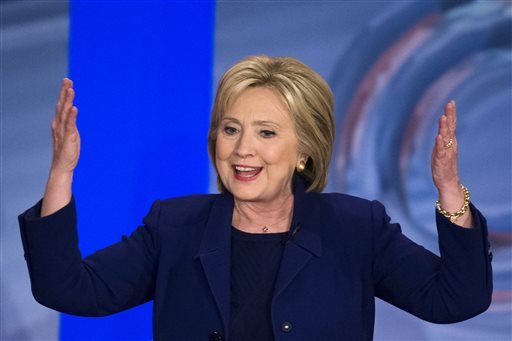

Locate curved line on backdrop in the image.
[330,0,511,311]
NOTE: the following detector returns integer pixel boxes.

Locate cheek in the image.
[215,139,234,180]
[215,137,230,161]
[265,143,299,170]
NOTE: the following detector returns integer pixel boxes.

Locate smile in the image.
[233,165,263,181]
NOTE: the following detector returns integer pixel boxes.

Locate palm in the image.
[51,78,80,174]
[431,100,460,191]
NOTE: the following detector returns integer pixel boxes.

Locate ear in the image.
[299,154,309,163]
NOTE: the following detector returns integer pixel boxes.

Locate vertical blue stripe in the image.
[63,1,215,339]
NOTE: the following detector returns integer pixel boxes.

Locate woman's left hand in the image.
[431,100,473,228]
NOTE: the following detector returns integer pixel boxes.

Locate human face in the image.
[215,87,301,204]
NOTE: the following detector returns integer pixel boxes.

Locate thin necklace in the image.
[256,214,290,233]
[235,208,293,233]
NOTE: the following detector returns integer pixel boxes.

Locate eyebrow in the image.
[221,117,281,128]
[254,120,281,128]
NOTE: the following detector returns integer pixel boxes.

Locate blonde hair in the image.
[208,55,334,192]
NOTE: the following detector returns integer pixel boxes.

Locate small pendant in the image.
[262,226,269,232]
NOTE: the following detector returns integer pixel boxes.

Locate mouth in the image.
[232,165,263,181]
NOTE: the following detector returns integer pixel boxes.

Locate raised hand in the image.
[51,78,80,174]
[431,100,472,227]
[41,78,80,217]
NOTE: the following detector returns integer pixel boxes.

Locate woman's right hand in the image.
[41,78,80,217]
[51,78,80,174]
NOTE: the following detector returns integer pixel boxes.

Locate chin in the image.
[230,188,264,203]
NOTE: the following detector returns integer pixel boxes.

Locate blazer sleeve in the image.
[371,200,493,323]
[18,197,161,317]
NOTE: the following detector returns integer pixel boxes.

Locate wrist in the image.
[42,170,73,217]
[437,180,464,212]
[436,184,470,223]
[48,168,74,184]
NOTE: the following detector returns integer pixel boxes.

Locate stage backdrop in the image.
[2,0,510,340]
[64,0,214,339]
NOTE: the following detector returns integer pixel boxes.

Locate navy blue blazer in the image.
[19,177,492,340]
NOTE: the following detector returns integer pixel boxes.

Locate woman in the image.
[19,56,492,340]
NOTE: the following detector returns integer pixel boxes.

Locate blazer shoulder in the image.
[319,192,372,205]
[152,194,220,227]
[316,192,375,219]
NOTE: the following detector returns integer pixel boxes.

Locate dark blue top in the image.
[230,227,287,341]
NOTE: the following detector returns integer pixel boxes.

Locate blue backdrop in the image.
[65,1,215,339]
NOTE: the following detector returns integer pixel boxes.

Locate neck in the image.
[233,193,294,233]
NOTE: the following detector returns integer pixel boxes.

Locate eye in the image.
[223,126,238,135]
[260,130,276,138]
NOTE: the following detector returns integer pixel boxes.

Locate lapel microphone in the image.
[284,223,301,243]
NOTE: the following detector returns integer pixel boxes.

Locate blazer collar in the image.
[195,173,323,257]
[196,192,234,256]
[272,174,323,300]
[194,173,323,335]
[194,191,233,335]
[288,173,322,257]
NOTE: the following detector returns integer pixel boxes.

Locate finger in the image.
[438,121,458,152]
[60,87,75,126]
[433,133,459,182]
[70,107,80,142]
[65,106,78,134]
[432,134,453,177]
[445,100,456,137]
[434,133,447,159]
[439,115,450,142]
[51,117,58,144]
[435,132,459,165]
[56,78,73,117]
[56,79,67,113]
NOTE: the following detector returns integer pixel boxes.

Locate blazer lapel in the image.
[193,175,322,331]
[195,193,234,335]
[273,174,323,299]
[273,228,322,299]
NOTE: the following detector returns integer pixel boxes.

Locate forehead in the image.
[223,87,292,124]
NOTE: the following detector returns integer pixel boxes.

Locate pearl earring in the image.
[297,160,306,172]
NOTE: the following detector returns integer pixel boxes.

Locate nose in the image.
[234,130,255,158]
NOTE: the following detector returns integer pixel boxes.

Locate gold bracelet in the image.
[436,184,470,223]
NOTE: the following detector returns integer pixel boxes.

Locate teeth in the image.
[235,166,258,172]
